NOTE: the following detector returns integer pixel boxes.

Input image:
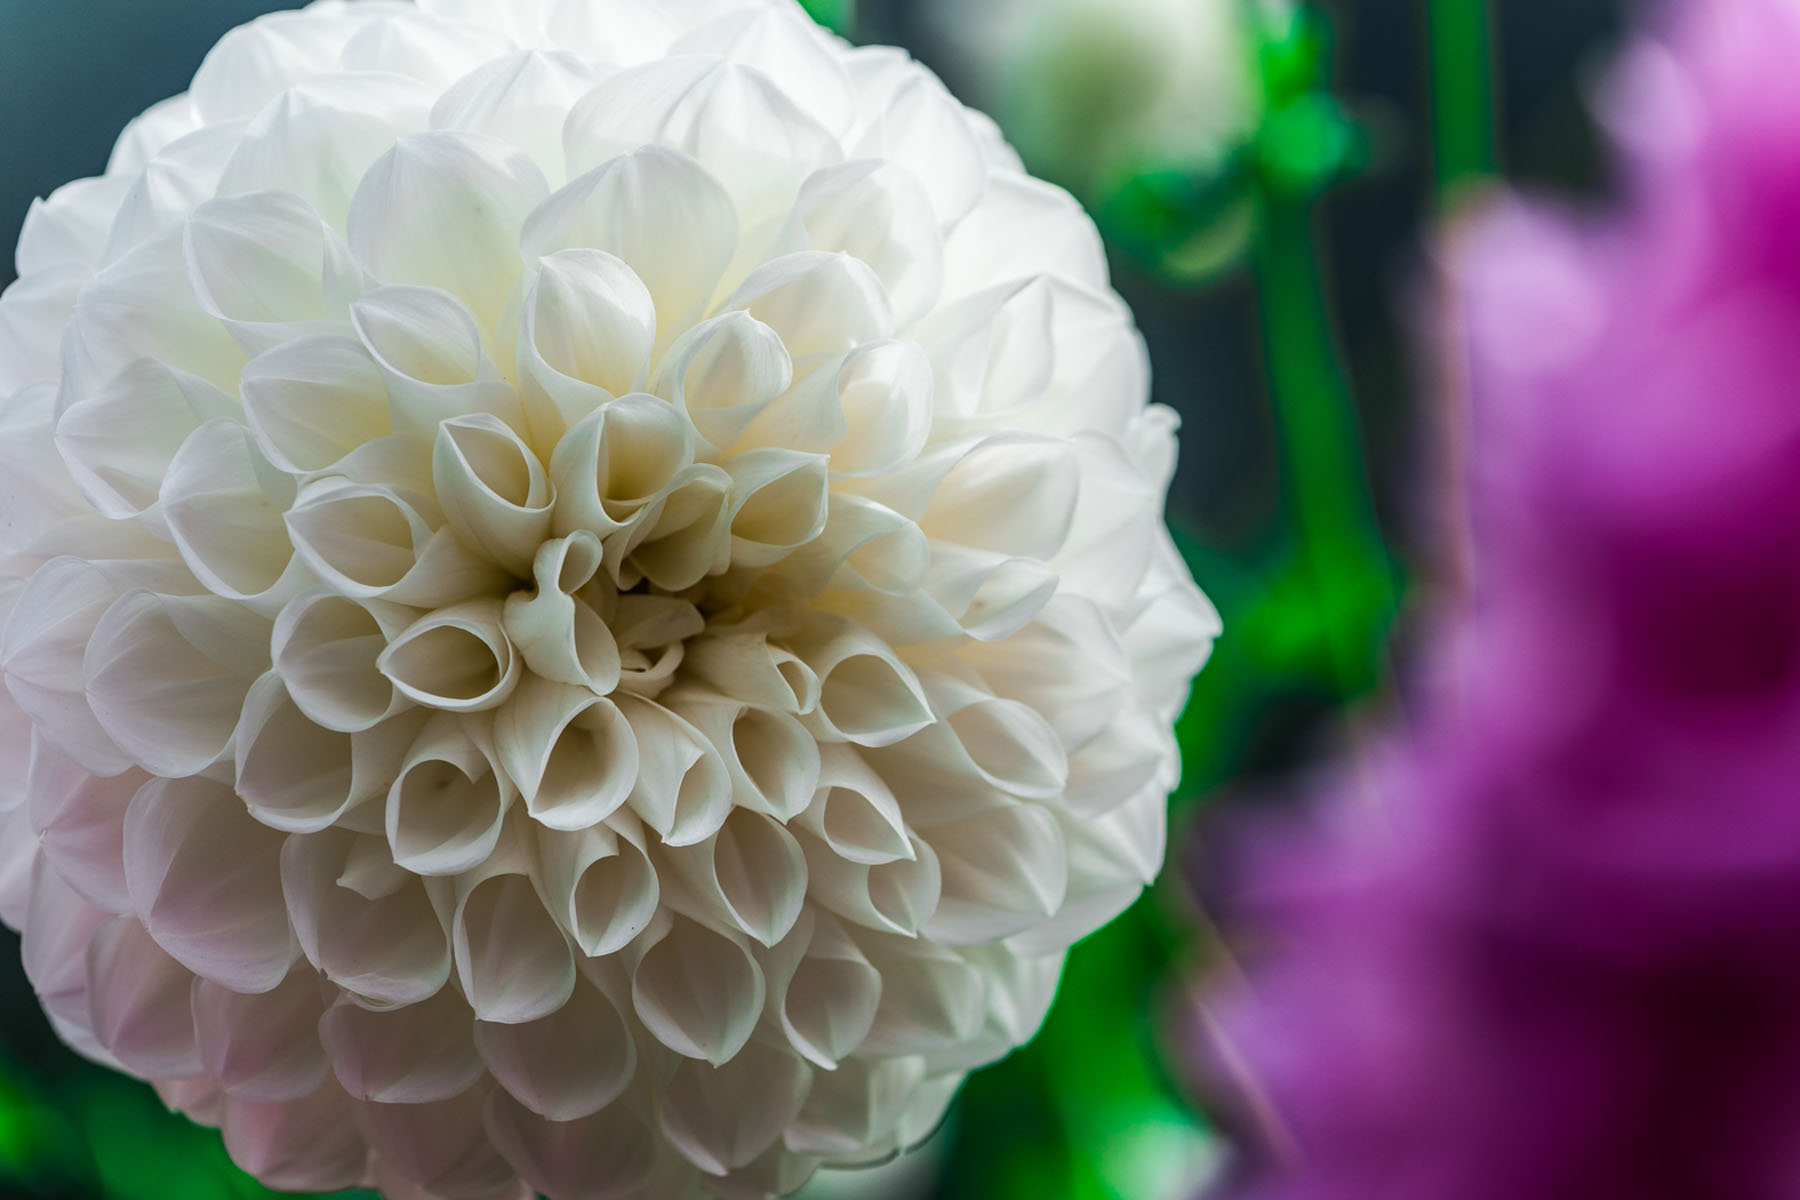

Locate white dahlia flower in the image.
[0,1,1218,1196]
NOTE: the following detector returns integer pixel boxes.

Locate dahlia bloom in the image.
[1196,2,1800,1198]
[0,2,1218,1197]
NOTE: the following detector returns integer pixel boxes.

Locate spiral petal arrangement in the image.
[0,1,1219,1196]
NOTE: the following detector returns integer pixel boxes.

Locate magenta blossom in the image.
[1196,1,1800,1197]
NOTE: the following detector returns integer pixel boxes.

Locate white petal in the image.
[517,249,658,446]
[190,9,366,123]
[350,284,528,439]
[660,805,806,946]
[432,50,605,184]
[850,67,986,227]
[2,558,131,775]
[84,590,271,779]
[124,774,297,992]
[547,393,694,546]
[286,477,510,606]
[794,743,911,866]
[380,599,522,713]
[765,910,883,1069]
[785,617,933,748]
[682,629,817,716]
[56,358,235,520]
[562,56,840,238]
[1,268,86,392]
[626,911,763,1065]
[386,712,513,876]
[502,532,622,693]
[616,695,731,846]
[942,173,1108,300]
[84,916,202,1078]
[783,495,928,598]
[725,251,893,362]
[533,820,660,958]
[671,5,855,135]
[452,842,577,1024]
[16,175,132,276]
[485,1090,658,1200]
[193,967,331,1102]
[798,829,940,938]
[623,463,734,592]
[920,802,1067,945]
[320,984,484,1103]
[241,333,394,475]
[476,975,637,1121]
[271,588,414,734]
[788,160,945,326]
[660,1041,812,1174]
[220,72,435,228]
[724,449,830,567]
[337,9,502,87]
[670,694,819,822]
[543,0,680,63]
[349,131,550,332]
[855,933,986,1057]
[522,146,739,353]
[783,1055,925,1159]
[654,311,792,454]
[184,189,364,353]
[159,420,305,611]
[0,381,90,551]
[496,676,637,832]
[102,124,243,265]
[281,827,451,1006]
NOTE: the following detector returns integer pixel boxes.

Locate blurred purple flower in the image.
[1194,2,1800,1197]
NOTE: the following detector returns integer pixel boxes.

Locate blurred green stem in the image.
[1253,195,1393,695]
[1427,0,1497,197]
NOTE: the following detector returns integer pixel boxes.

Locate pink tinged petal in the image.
[659,1041,813,1175]
[159,420,305,612]
[616,694,731,847]
[502,532,622,694]
[783,1055,926,1160]
[357,1089,521,1200]
[22,861,114,1045]
[385,712,513,877]
[319,984,484,1103]
[431,50,605,185]
[485,1090,658,1200]
[626,911,765,1065]
[451,846,577,1025]
[919,802,1068,946]
[83,590,271,779]
[659,805,807,947]
[55,358,235,522]
[379,599,522,713]
[655,311,793,454]
[123,775,298,993]
[183,189,365,354]
[220,1079,371,1194]
[348,131,550,333]
[516,249,658,446]
[240,334,394,476]
[26,736,140,916]
[281,827,452,1007]
[562,56,841,242]
[2,558,132,775]
[193,968,330,1102]
[476,975,637,1121]
[496,676,638,832]
[522,146,740,354]
[84,917,203,1079]
[271,588,415,734]
[533,820,660,958]
[219,73,436,229]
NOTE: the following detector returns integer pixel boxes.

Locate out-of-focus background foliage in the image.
[0,1,1631,1197]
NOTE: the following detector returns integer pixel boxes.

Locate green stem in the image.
[1427,0,1498,198]
[1254,195,1393,695]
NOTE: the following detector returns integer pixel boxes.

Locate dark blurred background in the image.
[0,2,1628,1197]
